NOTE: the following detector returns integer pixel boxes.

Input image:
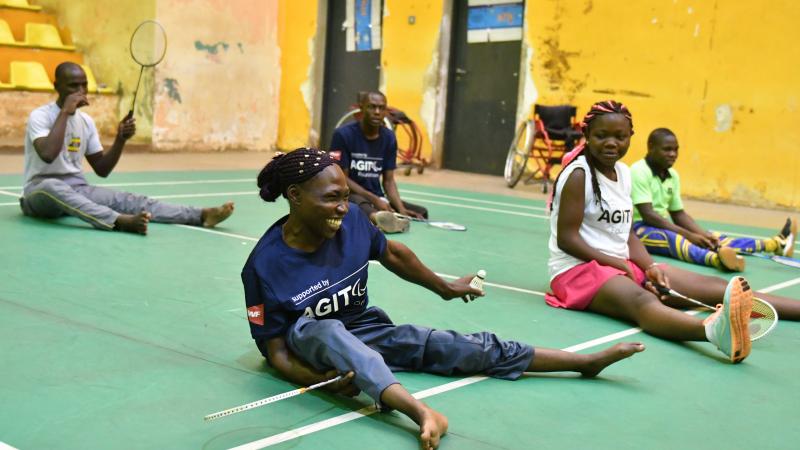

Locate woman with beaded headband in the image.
[544,100,800,364]
[241,148,644,450]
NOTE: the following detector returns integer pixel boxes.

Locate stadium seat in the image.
[0,19,21,46]
[10,60,53,90]
[82,64,113,94]
[1,0,42,11]
[24,23,75,50]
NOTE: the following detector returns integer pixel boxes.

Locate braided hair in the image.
[549,100,633,212]
[256,148,337,202]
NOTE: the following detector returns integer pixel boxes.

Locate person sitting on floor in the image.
[329,91,427,233]
[242,148,644,450]
[630,127,795,272]
[20,62,234,235]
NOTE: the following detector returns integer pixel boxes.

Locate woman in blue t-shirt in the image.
[242,148,644,450]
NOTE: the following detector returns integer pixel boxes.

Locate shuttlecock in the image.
[467,270,486,302]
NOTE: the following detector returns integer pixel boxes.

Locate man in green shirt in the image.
[630,128,795,272]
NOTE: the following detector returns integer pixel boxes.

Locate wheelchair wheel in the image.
[504,120,533,188]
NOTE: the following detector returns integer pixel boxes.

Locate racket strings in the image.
[748,297,778,341]
[130,21,167,66]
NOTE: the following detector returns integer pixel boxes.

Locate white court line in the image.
[0,441,20,450]
[151,191,254,200]
[174,224,257,242]
[758,277,800,293]
[0,178,251,190]
[2,181,797,252]
[402,196,549,219]
[0,189,20,198]
[400,189,546,212]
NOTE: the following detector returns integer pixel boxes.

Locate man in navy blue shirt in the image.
[329,91,428,233]
[241,148,644,450]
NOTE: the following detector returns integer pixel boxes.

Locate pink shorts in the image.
[545,260,647,311]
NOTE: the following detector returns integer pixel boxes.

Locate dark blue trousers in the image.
[285,306,534,402]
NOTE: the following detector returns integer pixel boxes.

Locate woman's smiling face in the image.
[585,113,633,170]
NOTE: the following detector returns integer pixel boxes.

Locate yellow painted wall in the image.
[36,0,156,144]
[276,0,318,150]
[152,0,280,151]
[381,0,444,163]
[525,0,800,208]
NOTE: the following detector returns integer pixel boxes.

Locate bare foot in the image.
[202,202,234,228]
[418,406,448,450]
[580,342,645,378]
[115,211,151,235]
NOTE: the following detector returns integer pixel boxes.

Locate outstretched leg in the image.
[588,275,753,363]
[75,184,205,226]
[589,275,707,341]
[662,264,800,320]
[528,343,645,377]
[635,223,742,271]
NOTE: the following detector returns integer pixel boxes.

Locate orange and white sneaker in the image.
[703,276,754,363]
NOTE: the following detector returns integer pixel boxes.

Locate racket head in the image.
[130,20,167,67]
[770,255,800,269]
[749,297,778,341]
[427,221,467,231]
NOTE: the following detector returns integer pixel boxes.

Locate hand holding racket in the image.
[127,20,167,119]
[654,285,778,341]
[204,372,353,421]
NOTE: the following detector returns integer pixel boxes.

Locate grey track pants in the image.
[283,306,534,403]
[21,178,202,230]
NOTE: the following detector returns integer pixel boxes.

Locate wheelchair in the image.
[504,104,583,192]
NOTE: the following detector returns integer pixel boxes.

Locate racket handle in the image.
[654,285,671,297]
[124,110,133,120]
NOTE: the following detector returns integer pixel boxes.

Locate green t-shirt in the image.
[630,158,683,222]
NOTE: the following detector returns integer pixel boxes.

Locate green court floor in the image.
[1,170,798,450]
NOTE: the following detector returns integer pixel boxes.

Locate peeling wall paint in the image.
[194,40,230,55]
[152,0,279,151]
[526,0,800,207]
[163,78,182,103]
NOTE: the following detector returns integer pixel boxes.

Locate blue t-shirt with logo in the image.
[329,121,397,197]
[241,204,388,342]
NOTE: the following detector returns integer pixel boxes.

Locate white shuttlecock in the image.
[466,270,486,302]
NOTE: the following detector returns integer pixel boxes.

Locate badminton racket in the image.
[654,285,778,341]
[126,20,167,119]
[743,252,800,269]
[395,214,466,231]
[204,375,342,421]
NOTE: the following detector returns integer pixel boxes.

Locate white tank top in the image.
[548,155,633,280]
